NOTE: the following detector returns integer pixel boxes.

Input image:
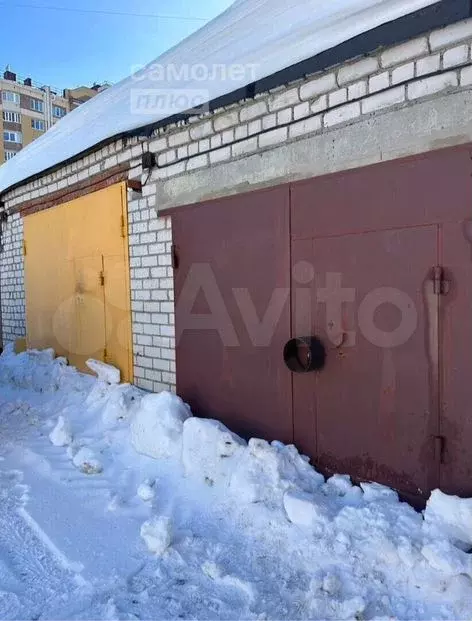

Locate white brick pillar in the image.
[0,212,26,346]
[127,186,176,393]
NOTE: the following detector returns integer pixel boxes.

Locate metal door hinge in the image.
[431,266,450,296]
[103,347,108,362]
[23,241,27,256]
[434,435,446,464]
[120,214,126,238]
[99,270,105,287]
[171,244,179,269]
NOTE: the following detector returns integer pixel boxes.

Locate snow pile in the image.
[0,344,92,394]
[49,416,72,447]
[137,479,155,501]
[131,392,191,460]
[424,489,472,550]
[140,516,172,555]
[1,346,472,619]
[86,359,120,384]
[72,447,103,475]
[182,417,246,487]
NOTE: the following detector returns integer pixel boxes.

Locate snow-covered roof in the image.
[0,0,439,195]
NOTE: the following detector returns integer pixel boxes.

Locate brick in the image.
[381,37,428,68]
[430,19,472,51]
[391,62,415,84]
[144,302,162,313]
[214,110,239,131]
[151,289,168,300]
[189,120,213,140]
[168,129,190,147]
[234,125,248,140]
[177,145,188,159]
[148,244,166,256]
[324,101,361,127]
[262,113,277,129]
[288,115,322,139]
[160,302,174,313]
[328,89,348,107]
[361,86,405,114]
[348,81,367,100]
[310,95,328,114]
[443,44,469,69]
[145,346,162,358]
[293,102,309,120]
[248,119,262,135]
[157,150,176,166]
[140,232,156,244]
[369,72,390,93]
[144,370,162,382]
[161,348,176,361]
[142,256,158,267]
[240,101,267,122]
[149,137,168,153]
[210,134,222,149]
[231,137,258,157]
[148,218,166,231]
[258,127,288,148]
[187,154,208,170]
[338,57,379,85]
[162,372,176,385]
[136,378,153,391]
[416,54,440,76]
[153,359,171,371]
[268,87,299,111]
[407,71,458,100]
[300,73,336,101]
[460,65,472,85]
[277,108,292,125]
[221,129,234,144]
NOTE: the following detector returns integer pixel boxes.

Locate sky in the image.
[0,0,235,91]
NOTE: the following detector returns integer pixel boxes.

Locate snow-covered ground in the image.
[0,346,472,620]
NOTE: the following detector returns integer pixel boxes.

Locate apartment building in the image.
[0,69,107,163]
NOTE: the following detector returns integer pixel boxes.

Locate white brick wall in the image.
[0,213,25,345]
[127,187,176,393]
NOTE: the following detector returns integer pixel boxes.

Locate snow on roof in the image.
[0,0,439,195]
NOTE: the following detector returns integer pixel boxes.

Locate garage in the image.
[171,143,472,502]
[23,182,133,382]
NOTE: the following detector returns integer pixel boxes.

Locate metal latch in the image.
[99,270,105,287]
[431,266,450,296]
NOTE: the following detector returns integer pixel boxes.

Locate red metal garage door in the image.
[291,146,472,500]
[170,143,472,501]
[171,186,293,443]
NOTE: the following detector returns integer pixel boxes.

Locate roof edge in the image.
[1,0,470,200]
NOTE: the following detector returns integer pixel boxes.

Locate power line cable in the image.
[0,2,211,22]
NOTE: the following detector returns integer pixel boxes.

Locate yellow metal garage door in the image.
[23,182,133,382]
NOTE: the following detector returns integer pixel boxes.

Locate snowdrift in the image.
[1,344,472,619]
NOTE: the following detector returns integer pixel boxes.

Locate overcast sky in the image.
[0,0,234,90]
